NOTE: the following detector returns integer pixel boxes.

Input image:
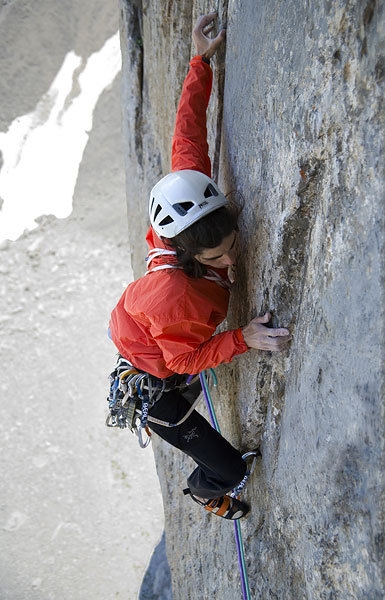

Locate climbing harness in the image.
[199,370,259,600]
[106,356,202,448]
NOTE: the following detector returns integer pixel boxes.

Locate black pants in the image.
[148,386,246,499]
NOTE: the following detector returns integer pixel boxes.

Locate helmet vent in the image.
[204,184,218,198]
[159,215,174,227]
[173,201,194,216]
[154,204,162,220]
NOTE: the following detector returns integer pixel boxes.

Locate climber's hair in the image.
[164,200,241,278]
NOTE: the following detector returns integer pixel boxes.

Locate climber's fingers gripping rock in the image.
[242,312,292,352]
[192,11,226,59]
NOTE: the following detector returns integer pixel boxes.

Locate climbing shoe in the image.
[204,495,249,520]
[184,489,249,520]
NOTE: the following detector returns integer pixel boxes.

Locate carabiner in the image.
[242,449,261,476]
[230,450,261,497]
[137,424,151,448]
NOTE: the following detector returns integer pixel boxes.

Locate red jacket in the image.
[109,56,248,378]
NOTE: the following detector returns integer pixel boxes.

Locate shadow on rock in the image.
[139,531,173,600]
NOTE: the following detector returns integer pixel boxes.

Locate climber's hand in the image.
[242,312,291,352]
[192,12,226,59]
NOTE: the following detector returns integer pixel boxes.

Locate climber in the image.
[108,12,291,520]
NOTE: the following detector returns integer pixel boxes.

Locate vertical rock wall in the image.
[119,0,384,598]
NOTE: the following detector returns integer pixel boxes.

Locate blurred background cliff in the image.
[0,1,165,599]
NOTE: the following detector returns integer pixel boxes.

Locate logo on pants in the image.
[183,427,199,443]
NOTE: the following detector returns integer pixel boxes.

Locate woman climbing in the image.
[108,12,291,520]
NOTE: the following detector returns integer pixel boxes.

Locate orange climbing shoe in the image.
[184,488,249,520]
[204,495,249,520]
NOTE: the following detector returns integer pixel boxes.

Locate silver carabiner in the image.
[242,449,261,476]
[105,414,116,428]
[230,450,261,497]
[137,424,151,448]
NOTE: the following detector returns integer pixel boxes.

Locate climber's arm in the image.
[171,13,226,176]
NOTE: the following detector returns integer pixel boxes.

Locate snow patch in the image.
[0,32,121,242]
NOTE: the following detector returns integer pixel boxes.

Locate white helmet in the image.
[149,170,227,238]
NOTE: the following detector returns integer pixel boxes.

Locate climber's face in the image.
[194,230,238,269]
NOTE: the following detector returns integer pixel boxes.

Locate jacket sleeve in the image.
[150,320,249,375]
[171,56,212,176]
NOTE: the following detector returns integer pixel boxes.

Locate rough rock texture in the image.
[119,1,384,598]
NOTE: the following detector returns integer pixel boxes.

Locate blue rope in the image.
[199,370,220,431]
[234,520,251,600]
[199,370,252,600]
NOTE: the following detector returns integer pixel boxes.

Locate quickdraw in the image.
[230,450,261,498]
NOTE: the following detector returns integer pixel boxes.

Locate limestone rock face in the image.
[119,1,384,598]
